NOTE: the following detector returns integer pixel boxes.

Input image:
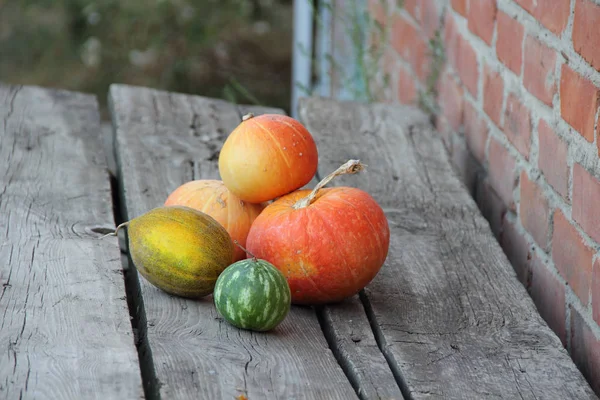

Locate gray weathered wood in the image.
[0,84,143,399]
[298,97,598,400]
[109,84,358,399]
[317,296,404,400]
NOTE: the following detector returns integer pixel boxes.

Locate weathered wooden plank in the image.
[298,97,598,400]
[109,84,358,400]
[317,296,404,400]
[0,84,143,399]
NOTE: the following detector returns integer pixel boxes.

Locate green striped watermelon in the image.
[213,257,291,331]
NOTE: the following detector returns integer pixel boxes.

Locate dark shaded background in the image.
[0,0,294,118]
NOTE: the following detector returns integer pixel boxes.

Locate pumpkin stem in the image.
[99,221,130,239]
[292,159,366,209]
[242,113,254,122]
[233,240,258,261]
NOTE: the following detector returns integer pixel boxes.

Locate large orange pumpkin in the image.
[218,113,319,203]
[245,161,390,304]
[165,180,266,262]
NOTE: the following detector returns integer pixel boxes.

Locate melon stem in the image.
[292,159,366,209]
[234,240,258,261]
[99,221,130,239]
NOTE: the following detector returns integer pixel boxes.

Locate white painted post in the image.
[315,0,333,98]
[291,0,314,118]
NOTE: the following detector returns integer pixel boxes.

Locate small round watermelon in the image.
[213,258,291,331]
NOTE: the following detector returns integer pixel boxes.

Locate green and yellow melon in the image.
[112,205,234,298]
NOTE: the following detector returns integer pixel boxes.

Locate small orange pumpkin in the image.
[218,113,319,203]
[165,180,266,262]
[245,160,390,304]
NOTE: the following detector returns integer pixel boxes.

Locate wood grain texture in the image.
[298,97,598,400]
[109,84,357,400]
[0,84,143,399]
[317,296,404,400]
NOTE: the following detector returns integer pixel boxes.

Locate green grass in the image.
[0,0,293,117]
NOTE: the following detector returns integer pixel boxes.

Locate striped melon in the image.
[111,206,234,299]
[214,258,291,331]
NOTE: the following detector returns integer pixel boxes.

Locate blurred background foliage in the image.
[0,0,294,117]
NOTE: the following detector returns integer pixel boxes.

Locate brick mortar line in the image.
[509,198,581,307]
[475,29,488,111]
[497,0,600,176]
[375,6,599,204]
[594,107,600,171]
[528,100,541,171]
[500,0,600,88]
[390,4,600,176]
[393,6,599,253]
[503,210,571,347]
[385,48,428,100]
[567,0,576,43]
[519,166,589,251]
[457,66,600,260]
[501,0,600,170]
[446,7,600,245]
[516,169,553,250]
[397,1,600,343]
[502,200,600,345]
[442,11,496,162]
[457,2,600,342]
[502,0,576,42]
[569,282,600,340]
[515,9,541,170]
[387,4,448,108]
[591,254,599,310]
[449,3,596,153]
[433,0,600,354]
[488,103,600,254]
[395,6,421,31]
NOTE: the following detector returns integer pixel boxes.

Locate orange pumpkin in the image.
[165,180,266,262]
[218,113,319,203]
[245,161,390,304]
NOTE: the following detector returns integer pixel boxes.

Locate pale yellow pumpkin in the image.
[165,180,266,261]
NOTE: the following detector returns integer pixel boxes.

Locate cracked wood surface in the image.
[317,296,404,400]
[109,84,357,399]
[0,84,143,399]
[298,97,598,400]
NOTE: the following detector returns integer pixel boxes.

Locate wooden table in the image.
[1,82,597,399]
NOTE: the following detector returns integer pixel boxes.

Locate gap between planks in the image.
[105,102,161,400]
[107,84,382,400]
[297,96,598,400]
[112,174,161,400]
[0,83,143,399]
[316,294,407,400]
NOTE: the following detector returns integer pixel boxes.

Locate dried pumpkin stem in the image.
[293,159,366,209]
[234,240,258,261]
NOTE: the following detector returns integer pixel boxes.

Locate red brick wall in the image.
[363,0,600,393]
